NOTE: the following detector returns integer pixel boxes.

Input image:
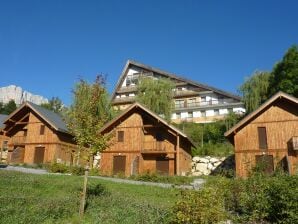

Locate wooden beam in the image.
[176,134,180,175]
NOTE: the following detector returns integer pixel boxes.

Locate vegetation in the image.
[0,100,17,115]
[66,75,114,166]
[136,77,175,122]
[176,113,241,157]
[0,170,178,223]
[172,172,298,224]
[40,96,64,114]
[239,45,298,113]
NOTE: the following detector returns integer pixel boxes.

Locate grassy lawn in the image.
[0,170,181,224]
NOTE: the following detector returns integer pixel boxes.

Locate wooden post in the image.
[79,168,89,218]
[176,134,180,175]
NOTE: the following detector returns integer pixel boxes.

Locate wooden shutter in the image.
[113,156,126,175]
[258,127,268,150]
[117,131,124,142]
[40,125,45,135]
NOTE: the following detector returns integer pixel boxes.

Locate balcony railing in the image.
[142,141,166,152]
[175,98,237,109]
[11,136,26,145]
[292,136,298,150]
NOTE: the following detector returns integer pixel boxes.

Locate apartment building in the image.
[111,60,245,123]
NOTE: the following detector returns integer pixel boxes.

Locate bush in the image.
[130,173,195,185]
[69,166,85,175]
[47,162,69,173]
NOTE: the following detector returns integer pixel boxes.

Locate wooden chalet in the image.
[100,102,194,176]
[112,60,245,123]
[0,114,9,163]
[3,102,77,165]
[225,92,298,177]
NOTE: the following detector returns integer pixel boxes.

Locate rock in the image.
[192,157,201,162]
[198,158,209,163]
[207,163,214,170]
[210,157,219,163]
[0,85,48,105]
[213,161,222,167]
[196,163,208,172]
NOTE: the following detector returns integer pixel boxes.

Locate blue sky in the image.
[0,0,297,105]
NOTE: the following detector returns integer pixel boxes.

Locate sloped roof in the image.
[112,60,241,101]
[225,91,298,138]
[0,114,8,130]
[4,102,69,134]
[101,102,195,147]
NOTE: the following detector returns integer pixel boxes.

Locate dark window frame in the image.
[117,131,124,142]
[40,125,45,135]
[258,127,268,150]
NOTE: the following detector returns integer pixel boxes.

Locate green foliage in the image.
[136,77,175,122]
[239,71,270,113]
[47,162,69,173]
[40,96,64,114]
[66,75,114,165]
[269,45,298,97]
[192,142,234,157]
[0,100,17,115]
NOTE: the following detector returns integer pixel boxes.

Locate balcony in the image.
[175,98,239,110]
[112,96,136,104]
[292,136,298,150]
[11,136,26,145]
[142,141,166,153]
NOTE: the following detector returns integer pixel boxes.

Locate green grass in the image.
[0,170,180,223]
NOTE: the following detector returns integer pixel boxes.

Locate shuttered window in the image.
[40,125,45,135]
[258,127,268,150]
[118,131,124,142]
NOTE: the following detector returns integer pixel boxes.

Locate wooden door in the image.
[132,156,139,175]
[34,147,45,164]
[113,156,126,175]
[10,147,25,163]
[255,155,274,174]
[156,157,169,175]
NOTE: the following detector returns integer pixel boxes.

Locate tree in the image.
[2,100,17,114]
[239,71,270,113]
[0,102,4,114]
[136,77,175,122]
[66,75,114,166]
[40,97,64,114]
[269,45,298,97]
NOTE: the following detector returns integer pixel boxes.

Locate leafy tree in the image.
[0,102,4,114]
[136,77,175,122]
[2,100,17,114]
[66,75,114,166]
[269,45,298,97]
[239,71,270,113]
[40,97,64,114]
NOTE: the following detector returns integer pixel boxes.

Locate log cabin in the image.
[111,60,245,123]
[100,102,194,176]
[225,92,298,177]
[3,102,78,165]
[0,114,9,163]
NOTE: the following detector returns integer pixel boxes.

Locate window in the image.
[188,112,193,118]
[23,130,27,136]
[117,131,124,142]
[175,100,184,109]
[228,108,233,113]
[214,109,219,116]
[156,133,163,141]
[40,125,45,135]
[2,140,8,151]
[258,127,268,150]
[201,111,206,117]
[201,96,206,102]
[176,112,181,119]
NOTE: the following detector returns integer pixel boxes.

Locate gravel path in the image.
[0,165,205,189]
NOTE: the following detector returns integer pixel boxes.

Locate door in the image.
[113,155,126,175]
[10,147,25,163]
[156,157,169,175]
[255,155,274,174]
[34,147,45,164]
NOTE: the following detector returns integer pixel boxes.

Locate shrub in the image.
[69,166,85,176]
[47,162,69,173]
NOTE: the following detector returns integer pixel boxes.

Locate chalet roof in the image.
[112,60,241,101]
[4,102,69,134]
[225,91,298,139]
[101,102,195,147]
[0,114,8,129]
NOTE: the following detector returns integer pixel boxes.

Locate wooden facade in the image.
[100,103,193,176]
[2,102,77,165]
[0,114,9,163]
[225,92,298,177]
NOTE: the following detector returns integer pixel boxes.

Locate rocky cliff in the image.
[0,85,48,105]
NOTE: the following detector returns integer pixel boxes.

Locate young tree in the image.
[136,77,175,122]
[66,75,114,166]
[239,71,270,113]
[40,97,64,114]
[269,45,298,97]
[2,100,17,114]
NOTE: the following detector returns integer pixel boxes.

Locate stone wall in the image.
[191,155,235,176]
